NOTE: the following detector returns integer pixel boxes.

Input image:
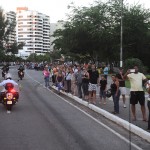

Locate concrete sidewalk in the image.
[97,75,149,131]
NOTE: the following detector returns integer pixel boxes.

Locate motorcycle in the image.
[18,70,24,80]
[1,83,19,112]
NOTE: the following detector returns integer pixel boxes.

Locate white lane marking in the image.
[25,70,143,150]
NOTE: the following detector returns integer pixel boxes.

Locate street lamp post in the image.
[120,0,123,67]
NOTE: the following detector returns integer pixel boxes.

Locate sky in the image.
[0,0,150,23]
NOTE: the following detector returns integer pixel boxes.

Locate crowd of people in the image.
[41,63,150,130]
[1,61,149,130]
[43,64,107,103]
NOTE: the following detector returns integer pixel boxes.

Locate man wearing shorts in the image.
[124,66,147,121]
[88,64,99,104]
[116,68,127,108]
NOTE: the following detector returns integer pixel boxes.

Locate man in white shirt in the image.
[0,73,19,102]
[124,66,147,121]
[0,73,18,90]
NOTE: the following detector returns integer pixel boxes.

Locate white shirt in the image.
[0,79,19,92]
[127,72,146,91]
[66,72,72,80]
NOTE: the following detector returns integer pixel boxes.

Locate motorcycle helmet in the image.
[5,83,14,90]
[106,89,112,98]
[5,73,12,79]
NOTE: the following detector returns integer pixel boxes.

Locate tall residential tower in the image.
[16,7,50,58]
[5,11,16,45]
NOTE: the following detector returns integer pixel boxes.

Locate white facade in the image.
[16,7,50,57]
[5,11,16,44]
[50,21,64,51]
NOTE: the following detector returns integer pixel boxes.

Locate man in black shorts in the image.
[124,66,147,121]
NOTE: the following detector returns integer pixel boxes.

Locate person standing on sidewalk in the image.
[43,65,50,88]
[111,75,120,114]
[71,68,77,96]
[82,67,89,100]
[88,64,99,104]
[56,70,64,93]
[116,67,127,108]
[124,66,147,121]
[65,67,72,93]
[146,79,150,130]
[103,65,109,81]
[75,66,83,98]
[99,75,107,104]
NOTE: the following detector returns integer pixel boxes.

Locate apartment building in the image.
[50,21,64,51]
[5,11,16,44]
[16,7,50,58]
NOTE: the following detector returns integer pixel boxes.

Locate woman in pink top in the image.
[43,66,50,88]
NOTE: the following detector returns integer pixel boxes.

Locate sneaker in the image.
[7,110,11,114]
[123,104,127,108]
[111,111,117,114]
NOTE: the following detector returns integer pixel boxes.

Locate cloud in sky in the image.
[0,0,150,23]
[0,0,94,23]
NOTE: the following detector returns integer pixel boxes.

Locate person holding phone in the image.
[124,66,147,121]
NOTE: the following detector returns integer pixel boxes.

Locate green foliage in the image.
[27,53,51,62]
[52,0,150,66]
[0,53,23,62]
[6,41,25,54]
[124,58,147,73]
[0,7,22,57]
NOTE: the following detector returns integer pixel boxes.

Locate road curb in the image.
[52,86,150,143]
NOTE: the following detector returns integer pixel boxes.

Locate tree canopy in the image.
[52,0,150,67]
[0,7,24,61]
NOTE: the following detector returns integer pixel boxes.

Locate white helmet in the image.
[5,73,12,79]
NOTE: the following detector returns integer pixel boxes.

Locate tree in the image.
[124,58,148,73]
[6,41,25,54]
[52,1,122,63]
[52,0,150,67]
[0,7,24,60]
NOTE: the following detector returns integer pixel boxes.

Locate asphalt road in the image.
[0,68,149,150]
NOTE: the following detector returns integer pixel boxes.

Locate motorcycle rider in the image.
[18,64,25,78]
[18,64,24,71]
[0,73,19,104]
[1,64,9,79]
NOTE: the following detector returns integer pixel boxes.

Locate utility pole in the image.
[120,0,123,67]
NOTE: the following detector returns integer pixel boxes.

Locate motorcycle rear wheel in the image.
[6,104,12,111]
